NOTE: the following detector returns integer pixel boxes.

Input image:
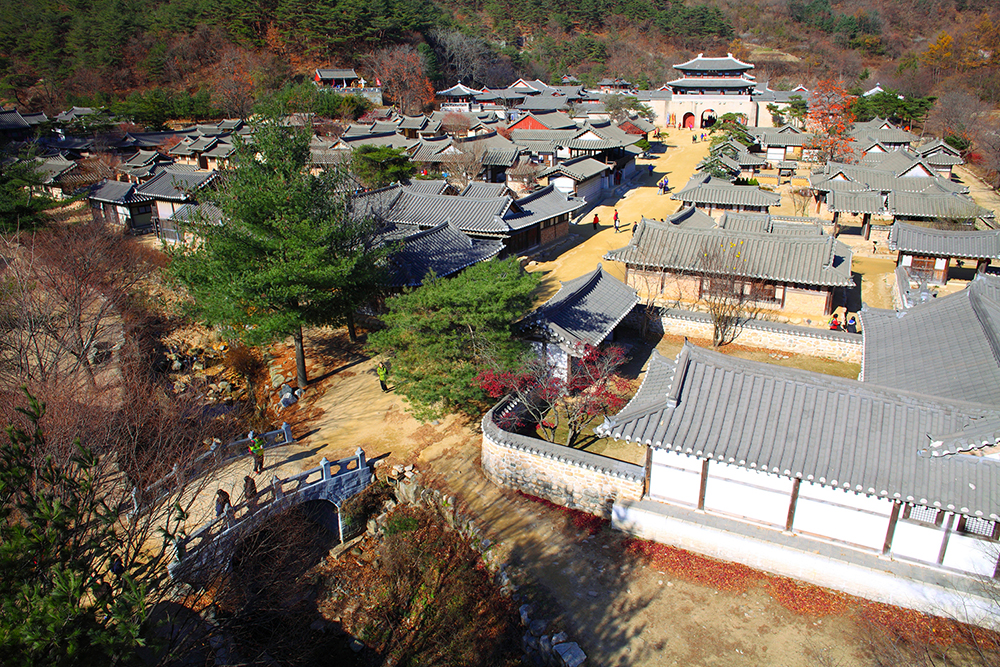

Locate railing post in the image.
[281,421,293,445]
[172,463,184,492]
[336,502,344,543]
[131,486,140,515]
[355,447,366,471]
[272,475,283,500]
[320,457,331,481]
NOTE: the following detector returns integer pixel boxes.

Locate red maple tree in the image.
[807,78,857,163]
[476,344,630,447]
[371,45,435,116]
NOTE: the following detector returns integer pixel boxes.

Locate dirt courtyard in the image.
[172,323,958,667]
[176,131,997,665]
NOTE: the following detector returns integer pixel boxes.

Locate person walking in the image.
[215,489,231,518]
[613,209,620,233]
[243,475,258,513]
[829,313,841,331]
[592,213,599,230]
[377,361,389,392]
[846,315,858,334]
[248,432,265,474]
[662,176,668,191]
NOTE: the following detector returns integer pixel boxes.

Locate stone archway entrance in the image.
[682,113,695,129]
[701,110,717,128]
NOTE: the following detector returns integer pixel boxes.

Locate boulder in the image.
[554,643,586,667]
[519,603,534,626]
[529,619,549,637]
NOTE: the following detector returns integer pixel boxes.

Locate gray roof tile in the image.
[388,222,503,287]
[672,173,781,208]
[519,264,639,349]
[600,344,1000,520]
[861,275,1000,405]
[605,217,854,287]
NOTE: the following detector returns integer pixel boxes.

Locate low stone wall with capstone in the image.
[648,308,863,364]
[481,398,644,519]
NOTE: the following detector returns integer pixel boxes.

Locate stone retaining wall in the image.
[654,308,863,364]
[481,399,644,518]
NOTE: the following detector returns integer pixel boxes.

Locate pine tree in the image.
[170,116,390,388]
[368,258,539,420]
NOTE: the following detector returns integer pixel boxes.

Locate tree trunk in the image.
[293,326,308,388]
[346,310,357,342]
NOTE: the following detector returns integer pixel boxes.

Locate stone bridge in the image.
[168,448,374,584]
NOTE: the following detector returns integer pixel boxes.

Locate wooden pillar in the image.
[831,211,840,226]
[642,448,653,498]
[937,512,955,565]
[978,258,990,274]
[697,459,710,510]
[785,478,801,532]
[862,213,871,240]
[882,500,901,555]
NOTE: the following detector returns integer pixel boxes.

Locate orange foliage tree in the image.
[371,45,434,116]
[807,78,857,163]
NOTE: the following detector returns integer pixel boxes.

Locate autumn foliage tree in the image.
[807,78,857,163]
[372,45,435,116]
[477,345,630,447]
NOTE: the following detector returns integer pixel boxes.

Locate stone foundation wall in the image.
[481,400,644,518]
[656,309,863,363]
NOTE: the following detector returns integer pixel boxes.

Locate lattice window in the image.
[903,504,942,526]
[958,516,999,540]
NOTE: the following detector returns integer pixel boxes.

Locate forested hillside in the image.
[1,0,998,114]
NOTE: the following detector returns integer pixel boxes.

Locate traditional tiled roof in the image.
[810,162,968,195]
[752,126,812,147]
[672,173,781,208]
[437,83,482,97]
[461,182,510,198]
[517,96,573,112]
[850,118,918,145]
[890,192,995,221]
[619,117,655,133]
[315,68,358,80]
[660,206,717,229]
[860,275,1000,406]
[405,179,451,195]
[137,168,216,201]
[504,185,586,231]
[604,217,853,287]
[674,53,754,71]
[666,78,756,90]
[0,108,30,131]
[829,189,994,220]
[388,221,504,287]
[21,111,48,126]
[380,186,513,235]
[539,156,610,182]
[168,202,225,225]
[888,222,1000,258]
[518,264,639,350]
[717,212,825,236]
[34,155,77,183]
[598,343,1000,520]
[88,179,153,205]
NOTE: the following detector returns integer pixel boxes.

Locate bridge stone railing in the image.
[133,423,296,514]
[168,448,373,584]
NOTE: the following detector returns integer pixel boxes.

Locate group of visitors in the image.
[828,312,859,334]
